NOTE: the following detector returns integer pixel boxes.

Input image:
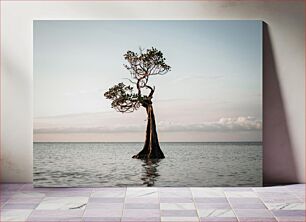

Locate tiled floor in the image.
[0,184,304,222]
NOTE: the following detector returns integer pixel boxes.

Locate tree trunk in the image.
[132,104,165,159]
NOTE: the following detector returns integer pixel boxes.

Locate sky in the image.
[34,20,262,142]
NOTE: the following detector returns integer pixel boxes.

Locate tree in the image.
[104,47,171,159]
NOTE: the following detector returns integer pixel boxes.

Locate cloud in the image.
[158,116,261,132]
[34,116,261,134]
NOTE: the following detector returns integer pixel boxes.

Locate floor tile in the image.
[21,184,91,192]
[160,197,194,203]
[83,217,121,222]
[2,203,39,209]
[45,191,92,197]
[194,197,228,203]
[125,197,159,203]
[27,217,83,221]
[265,202,305,210]
[200,217,238,222]
[1,191,15,197]
[225,191,258,198]
[160,203,196,210]
[122,209,160,217]
[1,183,306,222]
[126,187,158,198]
[292,191,305,201]
[228,198,263,204]
[198,209,235,217]
[257,192,300,203]
[83,209,123,217]
[7,197,44,204]
[161,216,199,222]
[91,188,125,198]
[89,197,124,203]
[1,196,11,205]
[276,217,306,222]
[1,202,7,208]
[159,188,191,192]
[261,198,302,204]
[253,186,289,193]
[122,217,161,222]
[9,191,45,200]
[271,209,305,217]
[92,187,126,191]
[234,209,274,218]
[230,202,266,209]
[191,188,225,197]
[86,202,123,209]
[237,218,277,222]
[29,209,84,218]
[196,203,231,209]
[159,188,192,197]
[0,209,32,221]
[125,203,159,209]
[161,210,198,217]
[36,196,88,210]
[223,188,253,192]
[286,184,305,190]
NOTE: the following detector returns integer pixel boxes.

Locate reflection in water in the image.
[140,159,161,187]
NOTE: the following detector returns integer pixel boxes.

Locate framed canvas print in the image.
[33,20,262,187]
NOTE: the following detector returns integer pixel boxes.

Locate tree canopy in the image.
[104,47,171,112]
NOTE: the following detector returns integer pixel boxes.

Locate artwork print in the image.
[34,20,263,187]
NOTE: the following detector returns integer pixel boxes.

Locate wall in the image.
[1,1,304,184]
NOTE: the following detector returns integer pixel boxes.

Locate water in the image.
[33,142,262,187]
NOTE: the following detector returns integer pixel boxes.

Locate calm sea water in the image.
[33,142,262,187]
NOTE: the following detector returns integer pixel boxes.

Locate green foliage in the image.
[104,83,140,113]
[124,47,171,81]
[104,47,171,113]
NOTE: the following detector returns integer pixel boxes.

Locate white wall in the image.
[1,1,304,184]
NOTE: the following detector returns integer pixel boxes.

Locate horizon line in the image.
[33,141,262,143]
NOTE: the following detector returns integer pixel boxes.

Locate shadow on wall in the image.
[263,22,298,185]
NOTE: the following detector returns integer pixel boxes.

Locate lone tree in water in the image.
[104,47,171,159]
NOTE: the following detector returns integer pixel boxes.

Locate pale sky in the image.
[34,20,262,142]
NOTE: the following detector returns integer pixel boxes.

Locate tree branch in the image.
[146,85,155,98]
[105,48,171,113]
